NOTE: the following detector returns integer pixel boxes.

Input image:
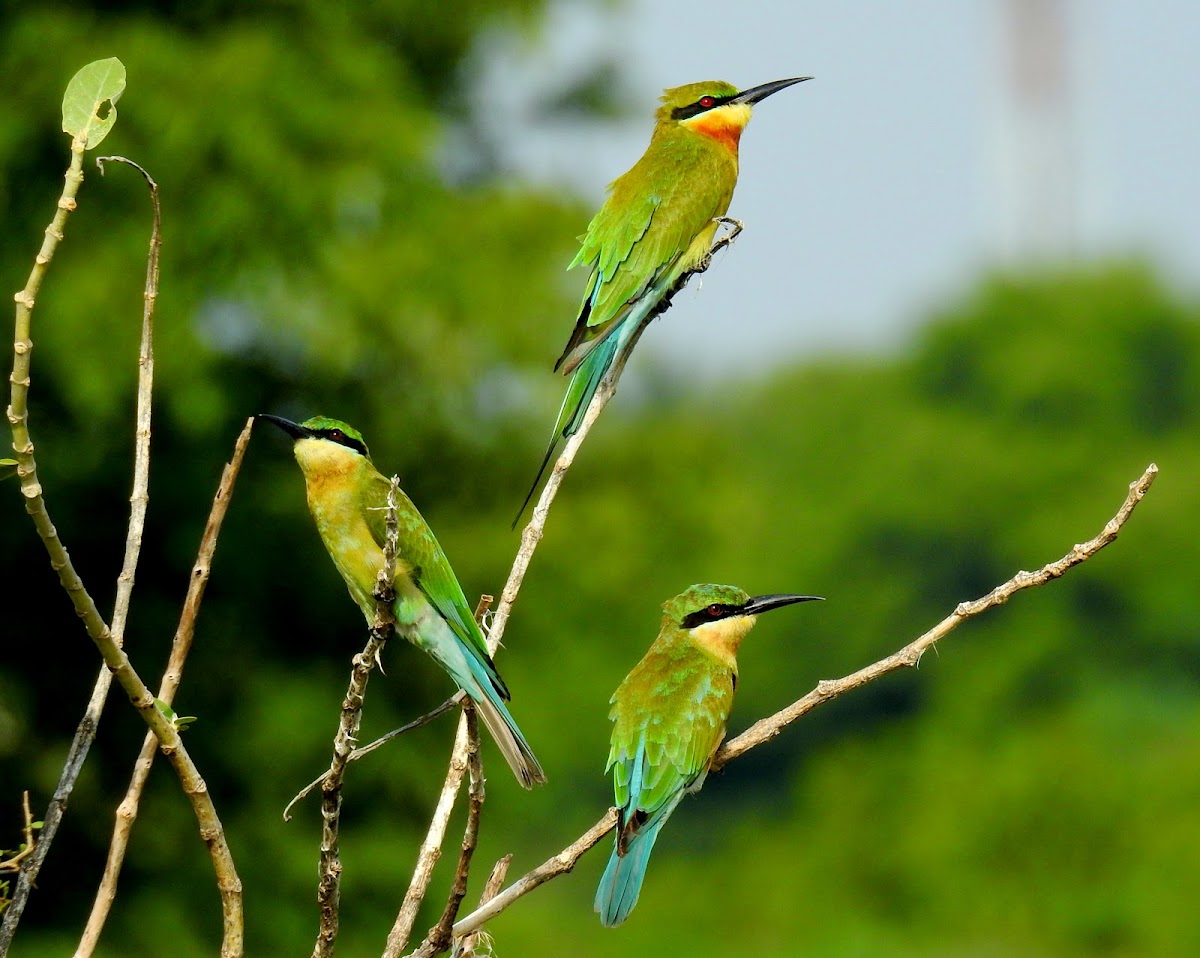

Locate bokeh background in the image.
[3,2,1199,956]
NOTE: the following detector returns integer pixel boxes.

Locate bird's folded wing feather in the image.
[607,661,732,817]
[363,473,491,662]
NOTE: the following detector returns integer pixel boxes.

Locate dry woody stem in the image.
[445,463,1159,946]
[71,155,160,958]
[4,138,243,957]
[76,417,254,958]
[407,706,486,958]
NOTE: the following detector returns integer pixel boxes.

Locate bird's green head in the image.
[666,582,823,625]
[256,414,371,460]
[665,583,823,661]
[657,80,741,121]
[656,77,810,151]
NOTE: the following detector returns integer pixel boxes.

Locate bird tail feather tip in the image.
[471,691,547,789]
[511,335,620,528]
[594,814,667,927]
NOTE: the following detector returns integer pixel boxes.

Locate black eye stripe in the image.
[318,429,368,457]
[680,603,742,629]
[670,93,735,121]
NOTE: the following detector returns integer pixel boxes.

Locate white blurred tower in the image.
[992,0,1080,261]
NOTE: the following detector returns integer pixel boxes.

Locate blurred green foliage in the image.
[3,5,1200,958]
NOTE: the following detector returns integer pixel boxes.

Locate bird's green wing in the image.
[362,472,490,662]
[606,640,733,817]
[558,137,735,366]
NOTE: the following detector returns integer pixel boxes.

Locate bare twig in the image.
[408,706,486,958]
[76,417,254,958]
[385,720,471,956]
[447,464,1159,944]
[451,811,619,940]
[4,136,243,957]
[69,156,161,958]
[714,462,1159,767]
[1,131,91,958]
[0,793,38,873]
[99,155,160,648]
[477,855,512,905]
[382,602,499,958]
[310,477,401,958]
[455,855,511,958]
[284,694,461,822]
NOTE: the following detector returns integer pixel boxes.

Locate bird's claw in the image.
[695,217,745,273]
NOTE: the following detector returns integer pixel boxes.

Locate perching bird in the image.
[258,414,545,788]
[515,76,810,523]
[595,583,822,925]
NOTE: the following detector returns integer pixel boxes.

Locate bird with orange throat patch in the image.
[515,76,811,523]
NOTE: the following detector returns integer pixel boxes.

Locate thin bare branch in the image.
[714,461,1159,767]
[382,602,499,958]
[77,418,254,958]
[284,694,462,822]
[0,793,38,874]
[456,855,511,958]
[99,154,161,647]
[4,138,243,957]
[408,706,486,958]
[451,811,619,940]
[1,134,89,958]
[447,463,1159,945]
[385,719,471,957]
[310,477,401,958]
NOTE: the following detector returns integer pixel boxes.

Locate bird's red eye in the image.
[330,430,344,441]
[699,95,715,108]
[707,604,723,617]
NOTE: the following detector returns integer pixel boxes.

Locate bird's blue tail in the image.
[512,331,624,527]
[437,632,546,789]
[594,798,681,927]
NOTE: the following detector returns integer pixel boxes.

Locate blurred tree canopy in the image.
[3,4,1200,958]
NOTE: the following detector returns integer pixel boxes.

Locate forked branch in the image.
[445,463,1159,946]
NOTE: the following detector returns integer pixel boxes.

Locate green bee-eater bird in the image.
[258,414,546,789]
[515,76,810,522]
[595,583,822,925]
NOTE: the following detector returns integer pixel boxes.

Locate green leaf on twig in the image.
[155,698,198,732]
[61,57,126,149]
[0,459,17,481]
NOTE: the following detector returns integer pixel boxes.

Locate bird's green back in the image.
[358,469,492,666]
[607,623,735,814]
[561,81,743,365]
[292,416,493,670]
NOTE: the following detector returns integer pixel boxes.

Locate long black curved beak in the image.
[730,76,812,106]
[741,593,824,616]
[256,414,306,440]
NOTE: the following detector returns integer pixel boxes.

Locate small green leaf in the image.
[0,458,16,481]
[173,714,198,732]
[61,57,126,150]
[154,698,197,731]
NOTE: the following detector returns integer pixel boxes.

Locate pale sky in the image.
[471,0,1200,371]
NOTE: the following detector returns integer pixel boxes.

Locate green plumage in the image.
[596,583,821,925]
[556,81,742,372]
[606,587,744,817]
[259,414,545,788]
[517,77,808,524]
